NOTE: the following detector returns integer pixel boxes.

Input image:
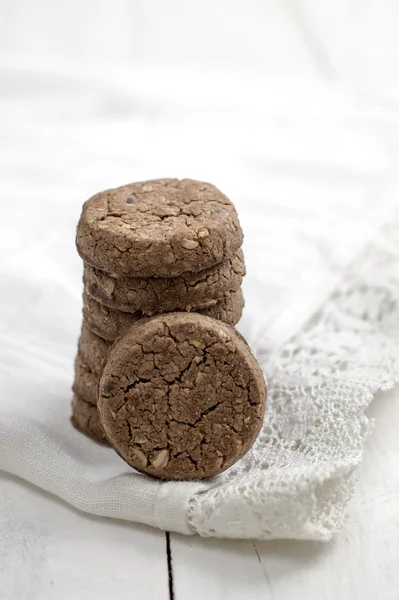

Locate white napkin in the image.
[1,64,398,539]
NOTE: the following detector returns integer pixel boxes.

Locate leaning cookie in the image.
[83,250,245,314]
[98,313,266,480]
[83,288,244,341]
[71,394,108,445]
[76,179,243,277]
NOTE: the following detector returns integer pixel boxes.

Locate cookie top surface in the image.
[98,312,266,480]
[76,179,243,277]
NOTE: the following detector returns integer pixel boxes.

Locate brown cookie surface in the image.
[203,289,244,324]
[83,294,142,341]
[71,394,108,444]
[83,289,244,341]
[76,179,243,277]
[98,313,266,480]
[83,249,245,314]
[72,355,99,405]
[78,322,111,373]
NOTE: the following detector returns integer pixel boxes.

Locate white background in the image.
[0,0,399,83]
[1,1,399,599]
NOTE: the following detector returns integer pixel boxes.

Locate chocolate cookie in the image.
[78,322,111,374]
[83,294,141,341]
[203,289,244,324]
[83,250,245,314]
[76,179,243,277]
[83,289,244,341]
[71,394,108,444]
[72,355,99,405]
[98,313,266,480]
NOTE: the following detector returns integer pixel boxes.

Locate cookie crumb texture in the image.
[72,355,99,405]
[83,250,245,314]
[76,179,243,277]
[83,289,244,341]
[98,313,266,480]
[78,322,111,373]
[71,395,108,445]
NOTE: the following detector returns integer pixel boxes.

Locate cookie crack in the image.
[174,353,206,385]
[125,419,133,442]
[124,378,151,393]
[77,395,96,409]
[191,400,223,426]
[173,451,198,467]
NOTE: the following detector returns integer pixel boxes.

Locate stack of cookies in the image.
[72,179,247,447]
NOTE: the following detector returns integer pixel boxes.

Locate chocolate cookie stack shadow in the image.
[72,178,266,479]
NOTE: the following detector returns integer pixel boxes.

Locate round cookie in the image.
[83,250,245,314]
[71,395,108,445]
[83,289,244,341]
[78,322,111,373]
[72,355,99,405]
[98,313,266,480]
[76,179,243,277]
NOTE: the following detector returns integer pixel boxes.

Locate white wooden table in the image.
[1,387,398,600]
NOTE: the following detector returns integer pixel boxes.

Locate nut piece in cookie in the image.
[98,313,266,480]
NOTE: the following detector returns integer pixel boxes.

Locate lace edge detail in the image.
[186,209,399,540]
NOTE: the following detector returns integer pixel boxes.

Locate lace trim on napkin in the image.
[188,212,399,540]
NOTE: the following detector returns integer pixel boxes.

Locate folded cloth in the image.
[1,200,398,540]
